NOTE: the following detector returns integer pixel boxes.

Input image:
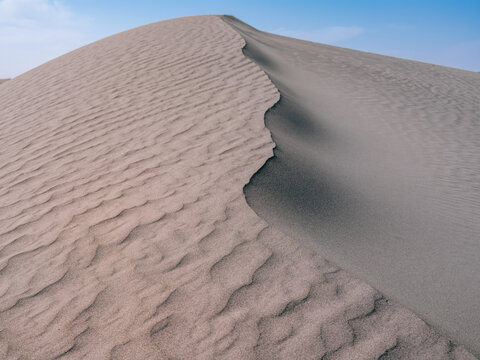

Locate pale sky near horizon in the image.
[1,0,479,78]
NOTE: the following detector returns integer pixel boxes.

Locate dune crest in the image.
[0,15,476,359]
[224,15,480,357]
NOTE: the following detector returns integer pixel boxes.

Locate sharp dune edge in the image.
[0,15,476,360]
[224,16,480,357]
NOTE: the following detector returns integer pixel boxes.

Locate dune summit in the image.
[0,15,477,359]
[224,16,480,356]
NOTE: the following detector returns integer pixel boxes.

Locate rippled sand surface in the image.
[0,15,477,359]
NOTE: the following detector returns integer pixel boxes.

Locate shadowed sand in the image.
[224,15,480,357]
[0,15,477,359]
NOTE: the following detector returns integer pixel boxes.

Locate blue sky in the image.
[1,0,479,78]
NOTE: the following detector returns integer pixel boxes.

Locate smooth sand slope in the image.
[0,79,8,85]
[224,16,480,357]
[0,15,476,359]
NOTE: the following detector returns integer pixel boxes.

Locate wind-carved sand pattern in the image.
[224,15,480,358]
[0,16,476,359]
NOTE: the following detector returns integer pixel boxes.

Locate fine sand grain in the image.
[0,15,477,359]
[224,15,480,357]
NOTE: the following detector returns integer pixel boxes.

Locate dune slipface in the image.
[0,15,476,359]
[224,16,480,357]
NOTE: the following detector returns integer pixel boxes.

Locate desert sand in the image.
[224,16,480,357]
[0,15,477,359]
[0,79,8,85]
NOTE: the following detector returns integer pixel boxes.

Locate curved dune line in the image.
[0,15,476,359]
[223,15,480,358]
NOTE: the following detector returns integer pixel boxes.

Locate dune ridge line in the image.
[222,15,480,357]
[0,14,476,359]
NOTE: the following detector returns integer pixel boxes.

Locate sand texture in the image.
[0,15,477,359]
[224,16,480,357]
[0,79,8,85]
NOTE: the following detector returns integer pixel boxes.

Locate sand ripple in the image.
[0,15,476,359]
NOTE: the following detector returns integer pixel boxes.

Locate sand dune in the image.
[0,79,8,85]
[0,15,477,359]
[224,15,480,357]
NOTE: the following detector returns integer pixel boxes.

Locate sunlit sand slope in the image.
[0,15,476,359]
